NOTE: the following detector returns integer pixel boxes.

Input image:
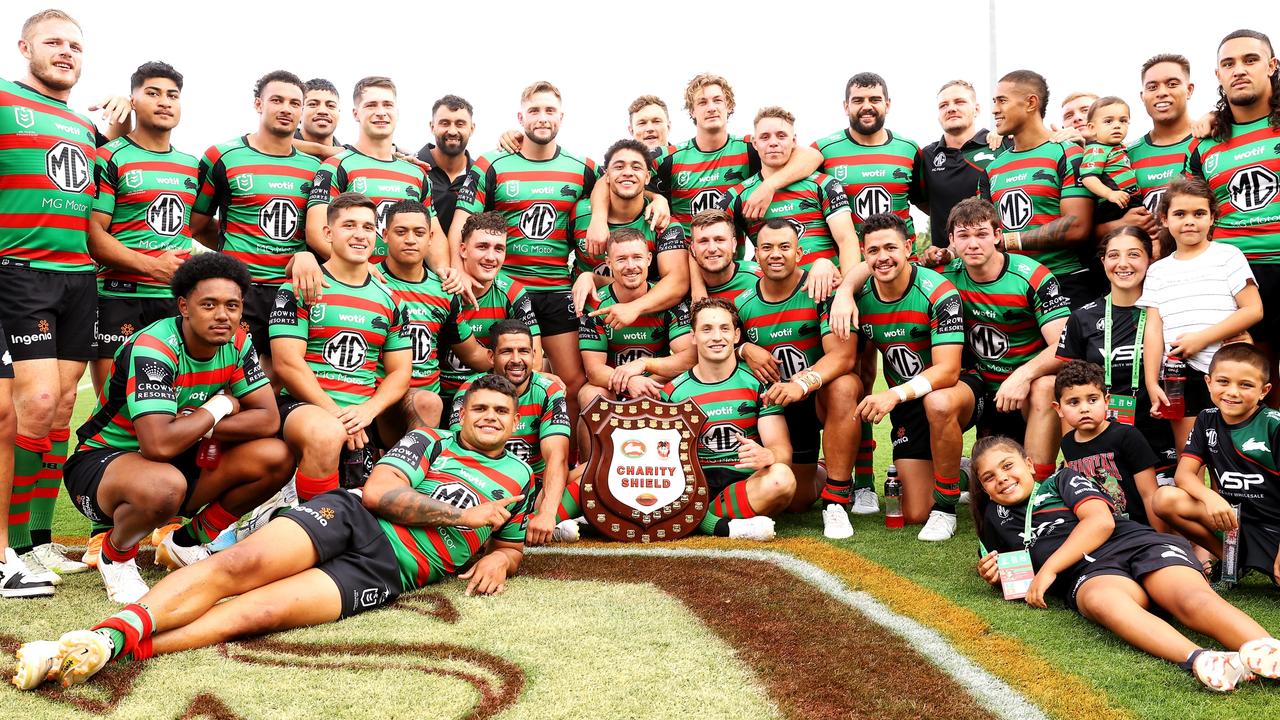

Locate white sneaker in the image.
[98,556,148,604]
[551,519,580,543]
[822,503,854,539]
[155,529,210,571]
[728,516,776,541]
[958,491,972,505]
[1192,650,1251,692]
[918,510,958,542]
[850,488,880,515]
[55,630,112,688]
[1,548,55,598]
[240,486,297,542]
[12,639,61,690]
[30,542,88,575]
[18,550,61,586]
[1240,637,1280,679]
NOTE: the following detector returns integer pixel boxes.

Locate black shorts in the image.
[242,283,282,357]
[280,489,403,619]
[703,466,750,497]
[0,265,97,361]
[1238,520,1280,583]
[783,394,821,464]
[889,373,984,461]
[1134,411,1177,484]
[1057,268,1104,312]
[0,321,12,379]
[1249,263,1280,338]
[1067,531,1201,609]
[276,393,310,429]
[63,444,203,525]
[97,295,178,359]
[974,387,1028,442]
[527,289,578,336]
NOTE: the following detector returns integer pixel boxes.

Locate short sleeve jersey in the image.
[662,363,783,481]
[570,197,687,279]
[375,430,533,590]
[1187,117,1280,264]
[1061,422,1158,526]
[75,317,267,453]
[985,140,1091,277]
[855,266,964,386]
[0,78,101,273]
[306,148,432,263]
[1126,133,1192,214]
[735,272,832,381]
[1080,143,1138,197]
[377,263,471,393]
[942,253,1070,391]
[721,171,850,268]
[437,272,541,396]
[649,135,760,241]
[1183,406,1280,527]
[579,284,691,366]
[449,372,570,477]
[812,129,927,241]
[93,137,199,297]
[1056,299,1148,401]
[193,136,321,284]
[457,148,598,292]
[268,269,411,407]
[705,261,763,304]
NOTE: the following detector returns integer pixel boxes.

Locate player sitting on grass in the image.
[1154,342,1280,584]
[12,375,533,691]
[972,434,1280,692]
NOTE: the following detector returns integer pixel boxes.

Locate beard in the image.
[31,59,78,92]
[850,111,886,136]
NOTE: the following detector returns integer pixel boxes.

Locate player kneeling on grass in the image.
[971,435,1280,692]
[1154,343,1280,584]
[12,375,533,691]
[62,253,293,603]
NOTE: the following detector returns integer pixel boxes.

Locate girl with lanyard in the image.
[1056,227,1177,484]
[971,435,1280,692]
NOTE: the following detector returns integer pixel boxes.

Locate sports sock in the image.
[700,482,758,537]
[852,430,876,491]
[931,471,960,511]
[820,477,853,506]
[8,434,51,554]
[29,427,69,548]
[1178,648,1207,673]
[556,481,582,522]
[175,502,238,546]
[100,530,138,564]
[1033,463,1055,482]
[295,471,338,502]
[91,602,155,663]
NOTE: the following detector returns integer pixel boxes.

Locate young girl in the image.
[1138,176,1262,450]
[971,435,1279,692]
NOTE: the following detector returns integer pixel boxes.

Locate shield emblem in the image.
[352,176,368,193]
[123,169,144,190]
[677,171,691,186]
[504,179,520,196]
[309,303,326,323]
[13,107,34,129]
[234,173,254,192]
[834,165,848,181]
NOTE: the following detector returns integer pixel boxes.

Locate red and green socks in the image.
[852,430,876,493]
[8,434,51,554]
[91,603,156,663]
[931,471,960,514]
[295,471,338,502]
[170,502,238,547]
[29,428,68,548]
[699,482,758,536]
[556,481,582,522]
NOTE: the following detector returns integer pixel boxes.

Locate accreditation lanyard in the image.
[977,481,1043,601]
[1103,297,1145,426]
[976,480,1045,556]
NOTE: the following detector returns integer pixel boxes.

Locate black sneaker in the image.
[1,547,56,598]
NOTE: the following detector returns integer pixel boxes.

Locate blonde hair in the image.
[521,80,561,104]
[22,9,80,41]
[683,73,735,117]
[754,106,795,126]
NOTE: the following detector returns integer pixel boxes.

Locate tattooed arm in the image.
[362,465,523,530]
[1004,197,1093,252]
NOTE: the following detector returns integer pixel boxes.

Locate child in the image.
[1054,360,1163,530]
[1078,96,1142,224]
[1138,176,1262,451]
[1155,342,1280,585]
[971,435,1280,692]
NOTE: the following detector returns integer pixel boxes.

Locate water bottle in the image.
[884,464,903,529]
[1160,354,1186,419]
[195,438,221,470]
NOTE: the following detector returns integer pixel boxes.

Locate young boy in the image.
[1156,343,1280,584]
[1079,96,1142,224]
[1054,361,1161,529]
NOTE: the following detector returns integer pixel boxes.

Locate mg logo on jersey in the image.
[772,344,808,381]
[146,193,185,236]
[1228,165,1278,212]
[933,152,946,168]
[701,422,744,453]
[404,323,432,364]
[234,173,253,192]
[690,188,722,215]
[13,106,34,129]
[853,186,891,219]
[259,197,299,241]
[431,482,480,509]
[123,169,144,190]
[970,324,1009,360]
[615,347,653,365]
[375,199,396,234]
[884,345,924,379]
[323,330,367,373]
[45,141,90,193]
[998,189,1033,230]
[519,202,556,240]
[1220,471,1264,491]
[505,439,534,463]
[1143,187,1165,215]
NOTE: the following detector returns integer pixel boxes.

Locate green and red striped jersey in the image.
[268,268,412,407]
[1126,133,1192,214]
[307,148,432,263]
[705,260,761,303]
[579,284,691,366]
[661,362,782,481]
[449,371,570,477]
[570,196,687,278]
[985,140,1091,277]
[193,136,320,283]
[650,135,760,243]
[813,129,926,241]
[855,265,965,386]
[734,272,832,381]
[75,316,267,453]
[1080,143,1138,200]
[376,429,533,589]
[93,137,198,297]
[438,272,540,395]
[0,78,101,273]
[941,254,1070,391]
[377,263,471,393]
[1187,117,1280,264]
[721,171,849,267]
[457,148,597,292]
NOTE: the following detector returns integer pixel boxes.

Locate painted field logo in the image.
[621,440,646,458]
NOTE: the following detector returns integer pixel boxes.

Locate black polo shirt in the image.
[921,129,1009,246]
[416,143,474,233]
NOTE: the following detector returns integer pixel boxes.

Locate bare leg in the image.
[0,379,14,553]
[183,438,295,517]
[816,375,861,483]
[1142,565,1270,650]
[542,331,586,431]
[788,464,819,513]
[742,464,796,516]
[1074,574,1198,663]
[1151,486,1224,557]
[894,459,934,525]
[1020,375,1061,468]
[576,384,612,459]
[90,358,113,398]
[95,455,190,549]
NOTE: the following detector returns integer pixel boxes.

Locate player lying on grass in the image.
[11,375,532,691]
[971,435,1280,692]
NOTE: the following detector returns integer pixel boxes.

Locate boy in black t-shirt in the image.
[1054,361,1162,529]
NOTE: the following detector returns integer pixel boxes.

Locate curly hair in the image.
[1210,29,1280,140]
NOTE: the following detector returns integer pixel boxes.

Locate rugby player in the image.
[296,78,340,147]
[688,209,762,303]
[628,95,675,156]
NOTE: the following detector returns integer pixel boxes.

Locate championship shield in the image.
[581,397,708,542]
